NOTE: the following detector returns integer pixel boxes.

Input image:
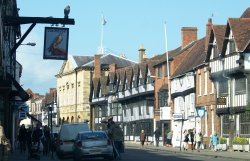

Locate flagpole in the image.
[100,15,104,54]
[164,22,171,106]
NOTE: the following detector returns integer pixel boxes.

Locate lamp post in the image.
[48,102,54,159]
[179,111,185,152]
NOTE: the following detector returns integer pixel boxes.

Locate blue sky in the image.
[16,0,249,95]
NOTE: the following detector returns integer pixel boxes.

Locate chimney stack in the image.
[205,18,212,52]
[94,55,102,78]
[138,44,146,63]
[181,27,197,48]
[50,88,56,95]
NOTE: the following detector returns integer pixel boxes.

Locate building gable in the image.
[221,18,250,55]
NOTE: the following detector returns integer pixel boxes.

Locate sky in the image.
[16,0,249,95]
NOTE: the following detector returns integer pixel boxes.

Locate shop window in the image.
[222,115,229,135]
[240,113,250,135]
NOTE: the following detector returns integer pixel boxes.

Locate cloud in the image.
[16,30,62,94]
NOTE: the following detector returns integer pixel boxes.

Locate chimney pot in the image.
[138,44,146,63]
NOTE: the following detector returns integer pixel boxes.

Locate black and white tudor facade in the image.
[90,59,158,142]
[207,15,250,143]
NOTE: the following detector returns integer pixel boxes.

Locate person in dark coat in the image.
[154,128,161,147]
[32,123,43,151]
[106,117,124,160]
[190,129,195,150]
[140,130,146,148]
[18,124,27,153]
[26,127,33,157]
[42,125,51,155]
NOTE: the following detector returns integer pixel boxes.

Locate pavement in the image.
[125,142,250,161]
[2,142,250,161]
[1,150,57,161]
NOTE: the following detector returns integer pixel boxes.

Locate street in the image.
[7,146,242,161]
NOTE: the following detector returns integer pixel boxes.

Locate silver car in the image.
[72,131,114,161]
[56,123,89,159]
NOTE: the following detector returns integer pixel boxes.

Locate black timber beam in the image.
[4,16,75,26]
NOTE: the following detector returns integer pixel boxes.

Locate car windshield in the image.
[80,132,107,140]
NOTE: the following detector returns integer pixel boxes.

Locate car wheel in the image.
[56,152,63,159]
[104,153,115,160]
[73,156,80,161]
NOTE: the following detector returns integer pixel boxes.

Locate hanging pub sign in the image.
[43,27,69,60]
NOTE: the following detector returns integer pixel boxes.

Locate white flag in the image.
[102,15,107,26]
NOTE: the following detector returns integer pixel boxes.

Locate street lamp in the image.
[48,102,54,159]
[20,42,36,46]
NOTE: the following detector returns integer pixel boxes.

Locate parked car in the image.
[72,131,114,161]
[56,123,89,159]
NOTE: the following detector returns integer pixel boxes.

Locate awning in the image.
[7,73,29,101]
[20,108,42,125]
[26,113,42,125]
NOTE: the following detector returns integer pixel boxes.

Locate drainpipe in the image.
[75,69,78,122]
[90,70,93,130]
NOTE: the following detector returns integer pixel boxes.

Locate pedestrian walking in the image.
[18,124,27,154]
[183,130,189,151]
[166,131,173,147]
[107,117,124,160]
[32,123,43,151]
[26,127,33,158]
[195,132,203,152]
[189,129,195,150]
[140,130,146,148]
[0,121,10,158]
[209,134,213,151]
[154,127,161,147]
[0,121,5,158]
[42,125,50,155]
[211,132,219,152]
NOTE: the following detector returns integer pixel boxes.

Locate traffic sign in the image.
[196,107,206,118]
[19,112,27,119]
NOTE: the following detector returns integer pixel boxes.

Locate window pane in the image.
[158,66,162,77]
[219,80,228,96]
[235,78,246,95]
[222,115,229,135]
[240,113,250,135]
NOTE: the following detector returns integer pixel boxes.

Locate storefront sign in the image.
[173,113,183,120]
[43,27,69,60]
[217,97,226,105]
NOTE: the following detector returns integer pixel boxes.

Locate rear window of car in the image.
[59,123,89,141]
[80,132,107,140]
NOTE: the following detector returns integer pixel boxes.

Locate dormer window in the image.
[158,66,162,78]
[164,63,168,77]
